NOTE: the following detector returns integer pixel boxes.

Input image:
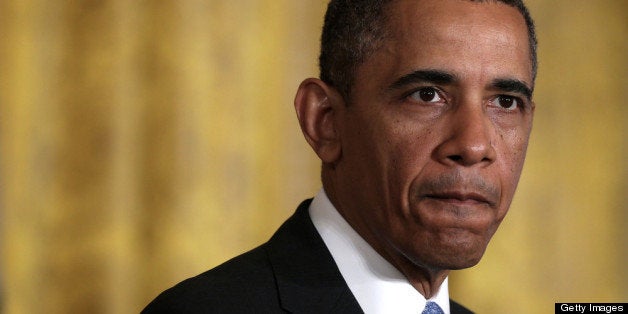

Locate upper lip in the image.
[425,191,495,207]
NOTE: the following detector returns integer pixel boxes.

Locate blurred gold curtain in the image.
[1,1,325,313]
[0,1,625,313]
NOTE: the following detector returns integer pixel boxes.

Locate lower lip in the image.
[424,196,489,207]
[419,197,494,224]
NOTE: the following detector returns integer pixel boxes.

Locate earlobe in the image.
[294,78,343,163]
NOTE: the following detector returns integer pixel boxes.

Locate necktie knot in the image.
[422,301,445,314]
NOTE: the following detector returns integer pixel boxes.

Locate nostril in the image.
[448,155,463,162]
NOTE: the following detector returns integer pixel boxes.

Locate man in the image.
[143,0,537,313]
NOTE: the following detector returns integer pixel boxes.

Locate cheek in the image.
[379,129,443,228]
[338,114,405,202]
[389,126,437,184]
[495,131,530,209]
[504,130,529,175]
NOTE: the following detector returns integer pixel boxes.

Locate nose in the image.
[434,103,496,167]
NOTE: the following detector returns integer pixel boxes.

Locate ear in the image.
[294,78,344,163]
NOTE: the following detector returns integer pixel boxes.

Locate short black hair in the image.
[319,0,538,100]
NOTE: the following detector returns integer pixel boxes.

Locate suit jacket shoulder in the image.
[142,244,279,313]
[142,200,361,313]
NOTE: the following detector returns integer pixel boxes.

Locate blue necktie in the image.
[422,301,445,314]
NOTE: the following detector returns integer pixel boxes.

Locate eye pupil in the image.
[419,88,436,101]
[500,96,514,108]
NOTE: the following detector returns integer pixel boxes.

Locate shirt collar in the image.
[309,189,451,314]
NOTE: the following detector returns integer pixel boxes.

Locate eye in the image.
[491,95,521,110]
[408,87,443,103]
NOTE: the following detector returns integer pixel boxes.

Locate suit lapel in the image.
[265,200,363,314]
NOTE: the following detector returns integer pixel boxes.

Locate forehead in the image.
[366,0,532,87]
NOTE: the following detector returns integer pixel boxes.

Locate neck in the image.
[384,251,450,299]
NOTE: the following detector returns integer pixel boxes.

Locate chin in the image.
[441,252,485,270]
[426,246,487,271]
[414,231,492,271]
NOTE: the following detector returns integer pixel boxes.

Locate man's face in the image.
[331,0,534,270]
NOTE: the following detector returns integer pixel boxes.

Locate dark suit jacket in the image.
[143,199,473,313]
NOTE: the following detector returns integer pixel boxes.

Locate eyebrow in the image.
[490,78,533,101]
[388,69,457,90]
[388,69,534,100]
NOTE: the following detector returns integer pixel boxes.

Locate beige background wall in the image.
[1,1,625,313]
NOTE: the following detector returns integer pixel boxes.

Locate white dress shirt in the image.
[309,189,451,314]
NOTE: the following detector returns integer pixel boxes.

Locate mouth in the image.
[424,191,496,208]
